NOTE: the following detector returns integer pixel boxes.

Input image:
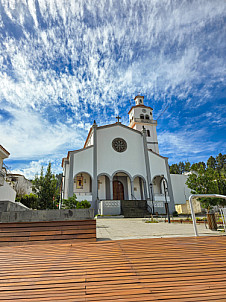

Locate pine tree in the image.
[207,156,216,170]
[32,163,59,209]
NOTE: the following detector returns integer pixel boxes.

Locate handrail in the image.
[147,203,153,214]
[131,193,137,200]
[189,194,226,236]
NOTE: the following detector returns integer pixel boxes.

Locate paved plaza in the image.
[96,217,222,241]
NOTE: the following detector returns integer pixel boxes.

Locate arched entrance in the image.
[113,180,124,200]
[132,176,147,200]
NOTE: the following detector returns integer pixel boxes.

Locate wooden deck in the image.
[0,236,226,301]
[0,220,96,246]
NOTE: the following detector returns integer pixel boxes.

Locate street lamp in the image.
[150,183,155,215]
[162,177,170,223]
[59,175,65,210]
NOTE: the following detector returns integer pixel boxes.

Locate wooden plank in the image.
[0,219,96,228]
[0,236,225,301]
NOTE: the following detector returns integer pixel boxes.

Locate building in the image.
[6,173,33,196]
[62,96,176,215]
[0,145,16,202]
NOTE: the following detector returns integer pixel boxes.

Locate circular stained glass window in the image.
[112,138,127,153]
[142,109,146,113]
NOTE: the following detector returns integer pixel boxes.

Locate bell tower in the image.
[128,95,159,154]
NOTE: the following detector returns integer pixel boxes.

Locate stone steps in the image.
[121,200,150,218]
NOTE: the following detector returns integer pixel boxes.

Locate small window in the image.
[145,115,149,120]
[140,114,144,119]
[150,112,152,116]
[147,130,150,137]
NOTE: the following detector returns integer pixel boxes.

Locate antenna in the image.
[156,104,169,121]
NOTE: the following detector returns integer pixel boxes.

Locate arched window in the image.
[140,114,144,119]
[150,112,152,116]
[145,115,149,120]
[147,130,150,137]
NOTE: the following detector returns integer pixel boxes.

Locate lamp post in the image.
[150,183,155,215]
[162,177,170,223]
[59,175,65,210]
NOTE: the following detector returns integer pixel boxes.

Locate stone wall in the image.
[0,200,29,212]
[0,208,94,223]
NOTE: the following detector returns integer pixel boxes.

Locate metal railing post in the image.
[189,194,226,237]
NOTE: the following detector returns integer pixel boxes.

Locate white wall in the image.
[148,152,168,181]
[97,125,146,178]
[170,174,192,205]
[0,181,16,202]
[98,175,106,200]
[72,147,93,177]
[63,162,70,199]
[133,123,159,153]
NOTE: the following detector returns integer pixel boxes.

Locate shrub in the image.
[76,200,91,209]
[16,193,39,209]
[62,194,78,209]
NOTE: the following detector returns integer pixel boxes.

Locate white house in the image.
[6,173,33,196]
[0,145,16,202]
[62,96,175,215]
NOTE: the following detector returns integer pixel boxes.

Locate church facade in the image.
[62,96,176,215]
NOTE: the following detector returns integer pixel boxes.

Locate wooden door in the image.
[113,181,124,200]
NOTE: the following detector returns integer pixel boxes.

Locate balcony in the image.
[134,118,157,124]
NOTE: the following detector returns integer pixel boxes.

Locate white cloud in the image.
[0,0,225,176]
[158,128,223,164]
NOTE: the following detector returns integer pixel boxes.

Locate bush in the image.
[62,195,91,209]
[16,193,39,209]
[63,194,78,209]
[76,200,91,209]
[173,211,179,217]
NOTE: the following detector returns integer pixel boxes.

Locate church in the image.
[61,95,181,216]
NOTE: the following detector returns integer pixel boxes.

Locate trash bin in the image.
[207,213,217,230]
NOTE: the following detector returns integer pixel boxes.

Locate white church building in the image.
[61,95,183,216]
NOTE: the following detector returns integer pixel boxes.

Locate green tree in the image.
[170,164,180,174]
[216,153,226,171]
[207,156,216,170]
[178,161,185,174]
[184,161,191,172]
[186,165,225,211]
[191,161,206,172]
[32,163,59,209]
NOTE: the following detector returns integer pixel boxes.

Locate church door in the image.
[113,181,124,200]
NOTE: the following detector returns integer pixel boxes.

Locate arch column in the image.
[110,179,113,200]
[142,127,152,200]
[68,153,74,197]
[92,121,98,215]
[143,181,148,200]
[131,180,134,200]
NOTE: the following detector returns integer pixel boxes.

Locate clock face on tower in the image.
[112,138,127,153]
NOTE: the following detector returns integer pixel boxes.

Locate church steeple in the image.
[134,95,144,106]
[128,95,159,154]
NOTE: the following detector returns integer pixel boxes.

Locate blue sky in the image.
[0,0,225,179]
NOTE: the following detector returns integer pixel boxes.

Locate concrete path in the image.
[96,217,222,241]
